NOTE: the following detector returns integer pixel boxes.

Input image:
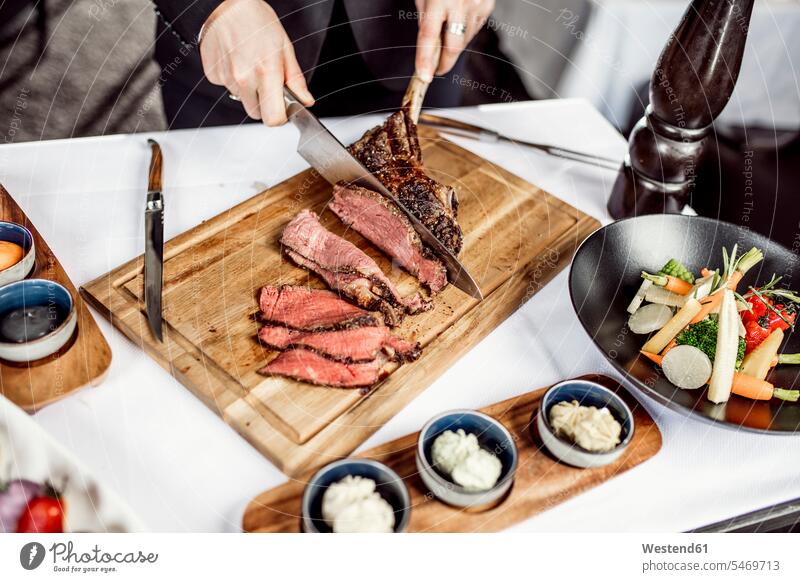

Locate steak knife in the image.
[283,87,483,300]
[144,139,164,341]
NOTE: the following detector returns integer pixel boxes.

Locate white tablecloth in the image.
[1,99,799,532]
[558,0,800,130]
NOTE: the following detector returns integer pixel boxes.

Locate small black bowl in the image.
[301,459,410,533]
[569,214,800,433]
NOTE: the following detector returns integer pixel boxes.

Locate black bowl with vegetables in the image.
[569,214,800,433]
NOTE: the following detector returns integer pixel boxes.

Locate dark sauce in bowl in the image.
[0,304,67,343]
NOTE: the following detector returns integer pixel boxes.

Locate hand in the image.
[199,0,314,126]
[414,0,495,82]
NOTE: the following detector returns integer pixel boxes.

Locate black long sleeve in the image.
[152,0,224,48]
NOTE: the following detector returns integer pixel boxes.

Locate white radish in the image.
[644,285,687,308]
[628,303,674,334]
[642,297,702,354]
[661,345,712,389]
[707,290,739,404]
[627,279,653,314]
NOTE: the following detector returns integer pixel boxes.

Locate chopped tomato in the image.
[15,496,65,533]
[742,295,796,353]
[744,319,771,354]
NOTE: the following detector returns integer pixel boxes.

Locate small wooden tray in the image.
[0,185,112,411]
[242,375,662,532]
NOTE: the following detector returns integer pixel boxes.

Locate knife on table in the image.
[418,113,622,171]
[282,87,483,301]
[144,139,165,341]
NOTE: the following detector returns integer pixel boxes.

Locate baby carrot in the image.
[731,373,799,402]
[641,272,693,295]
[689,292,723,324]
[640,351,663,365]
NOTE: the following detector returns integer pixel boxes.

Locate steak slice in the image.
[259,348,388,388]
[258,285,379,330]
[350,109,463,256]
[258,324,421,363]
[280,210,431,326]
[329,183,448,293]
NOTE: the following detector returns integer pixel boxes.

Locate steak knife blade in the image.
[144,138,164,341]
[283,87,483,300]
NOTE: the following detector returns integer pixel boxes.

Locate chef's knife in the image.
[283,87,483,300]
[144,139,164,341]
[418,113,621,171]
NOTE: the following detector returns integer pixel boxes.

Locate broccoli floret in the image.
[675,319,746,366]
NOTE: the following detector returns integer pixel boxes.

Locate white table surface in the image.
[1,99,799,533]
[558,0,800,130]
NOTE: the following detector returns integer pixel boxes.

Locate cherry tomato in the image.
[15,496,65,533]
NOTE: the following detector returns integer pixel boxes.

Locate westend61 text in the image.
[643,543,708,554]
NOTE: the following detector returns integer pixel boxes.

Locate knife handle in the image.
[283,86,303,118]
[147,139,163,193]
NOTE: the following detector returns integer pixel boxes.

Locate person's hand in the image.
[414,0,495,81]
[199,0,314,126]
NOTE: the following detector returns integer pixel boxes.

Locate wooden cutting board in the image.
[0,184,112,411]
[80,127,600,477]
[242,374,662,532]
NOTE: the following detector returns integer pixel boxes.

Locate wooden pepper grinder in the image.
[607,0,755,218]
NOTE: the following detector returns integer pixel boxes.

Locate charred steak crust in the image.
[329,183,448,293]
[349,110,463,256]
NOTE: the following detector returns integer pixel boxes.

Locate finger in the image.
[201,41,227,86]
[232,64,261,120]
[473,0,494,30]
[283,40,314,106]
[415,0,446,82]
[464,1,489,46]
[438,6,468,75]
[257,59,288,126]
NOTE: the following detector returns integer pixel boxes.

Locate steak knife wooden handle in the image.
[147,139,163,193]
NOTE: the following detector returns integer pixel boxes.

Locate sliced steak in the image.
[280,210,431,326]
[329,183,448,293]
[350,109,463,256]
[259,348,388,388]
[258,324,421,363]
[258,285,379,330]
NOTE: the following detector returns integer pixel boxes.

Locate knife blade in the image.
[144,139,164,341]
[418,113,621,171]
[283,87,483,300]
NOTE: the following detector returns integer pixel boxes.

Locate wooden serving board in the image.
[242,375,662,532]
[81,127,599,477]
[0,184,112,411]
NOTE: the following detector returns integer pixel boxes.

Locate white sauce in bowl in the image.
[549,400,622,452]
[431,429,502,491]
[321,475,395,533]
